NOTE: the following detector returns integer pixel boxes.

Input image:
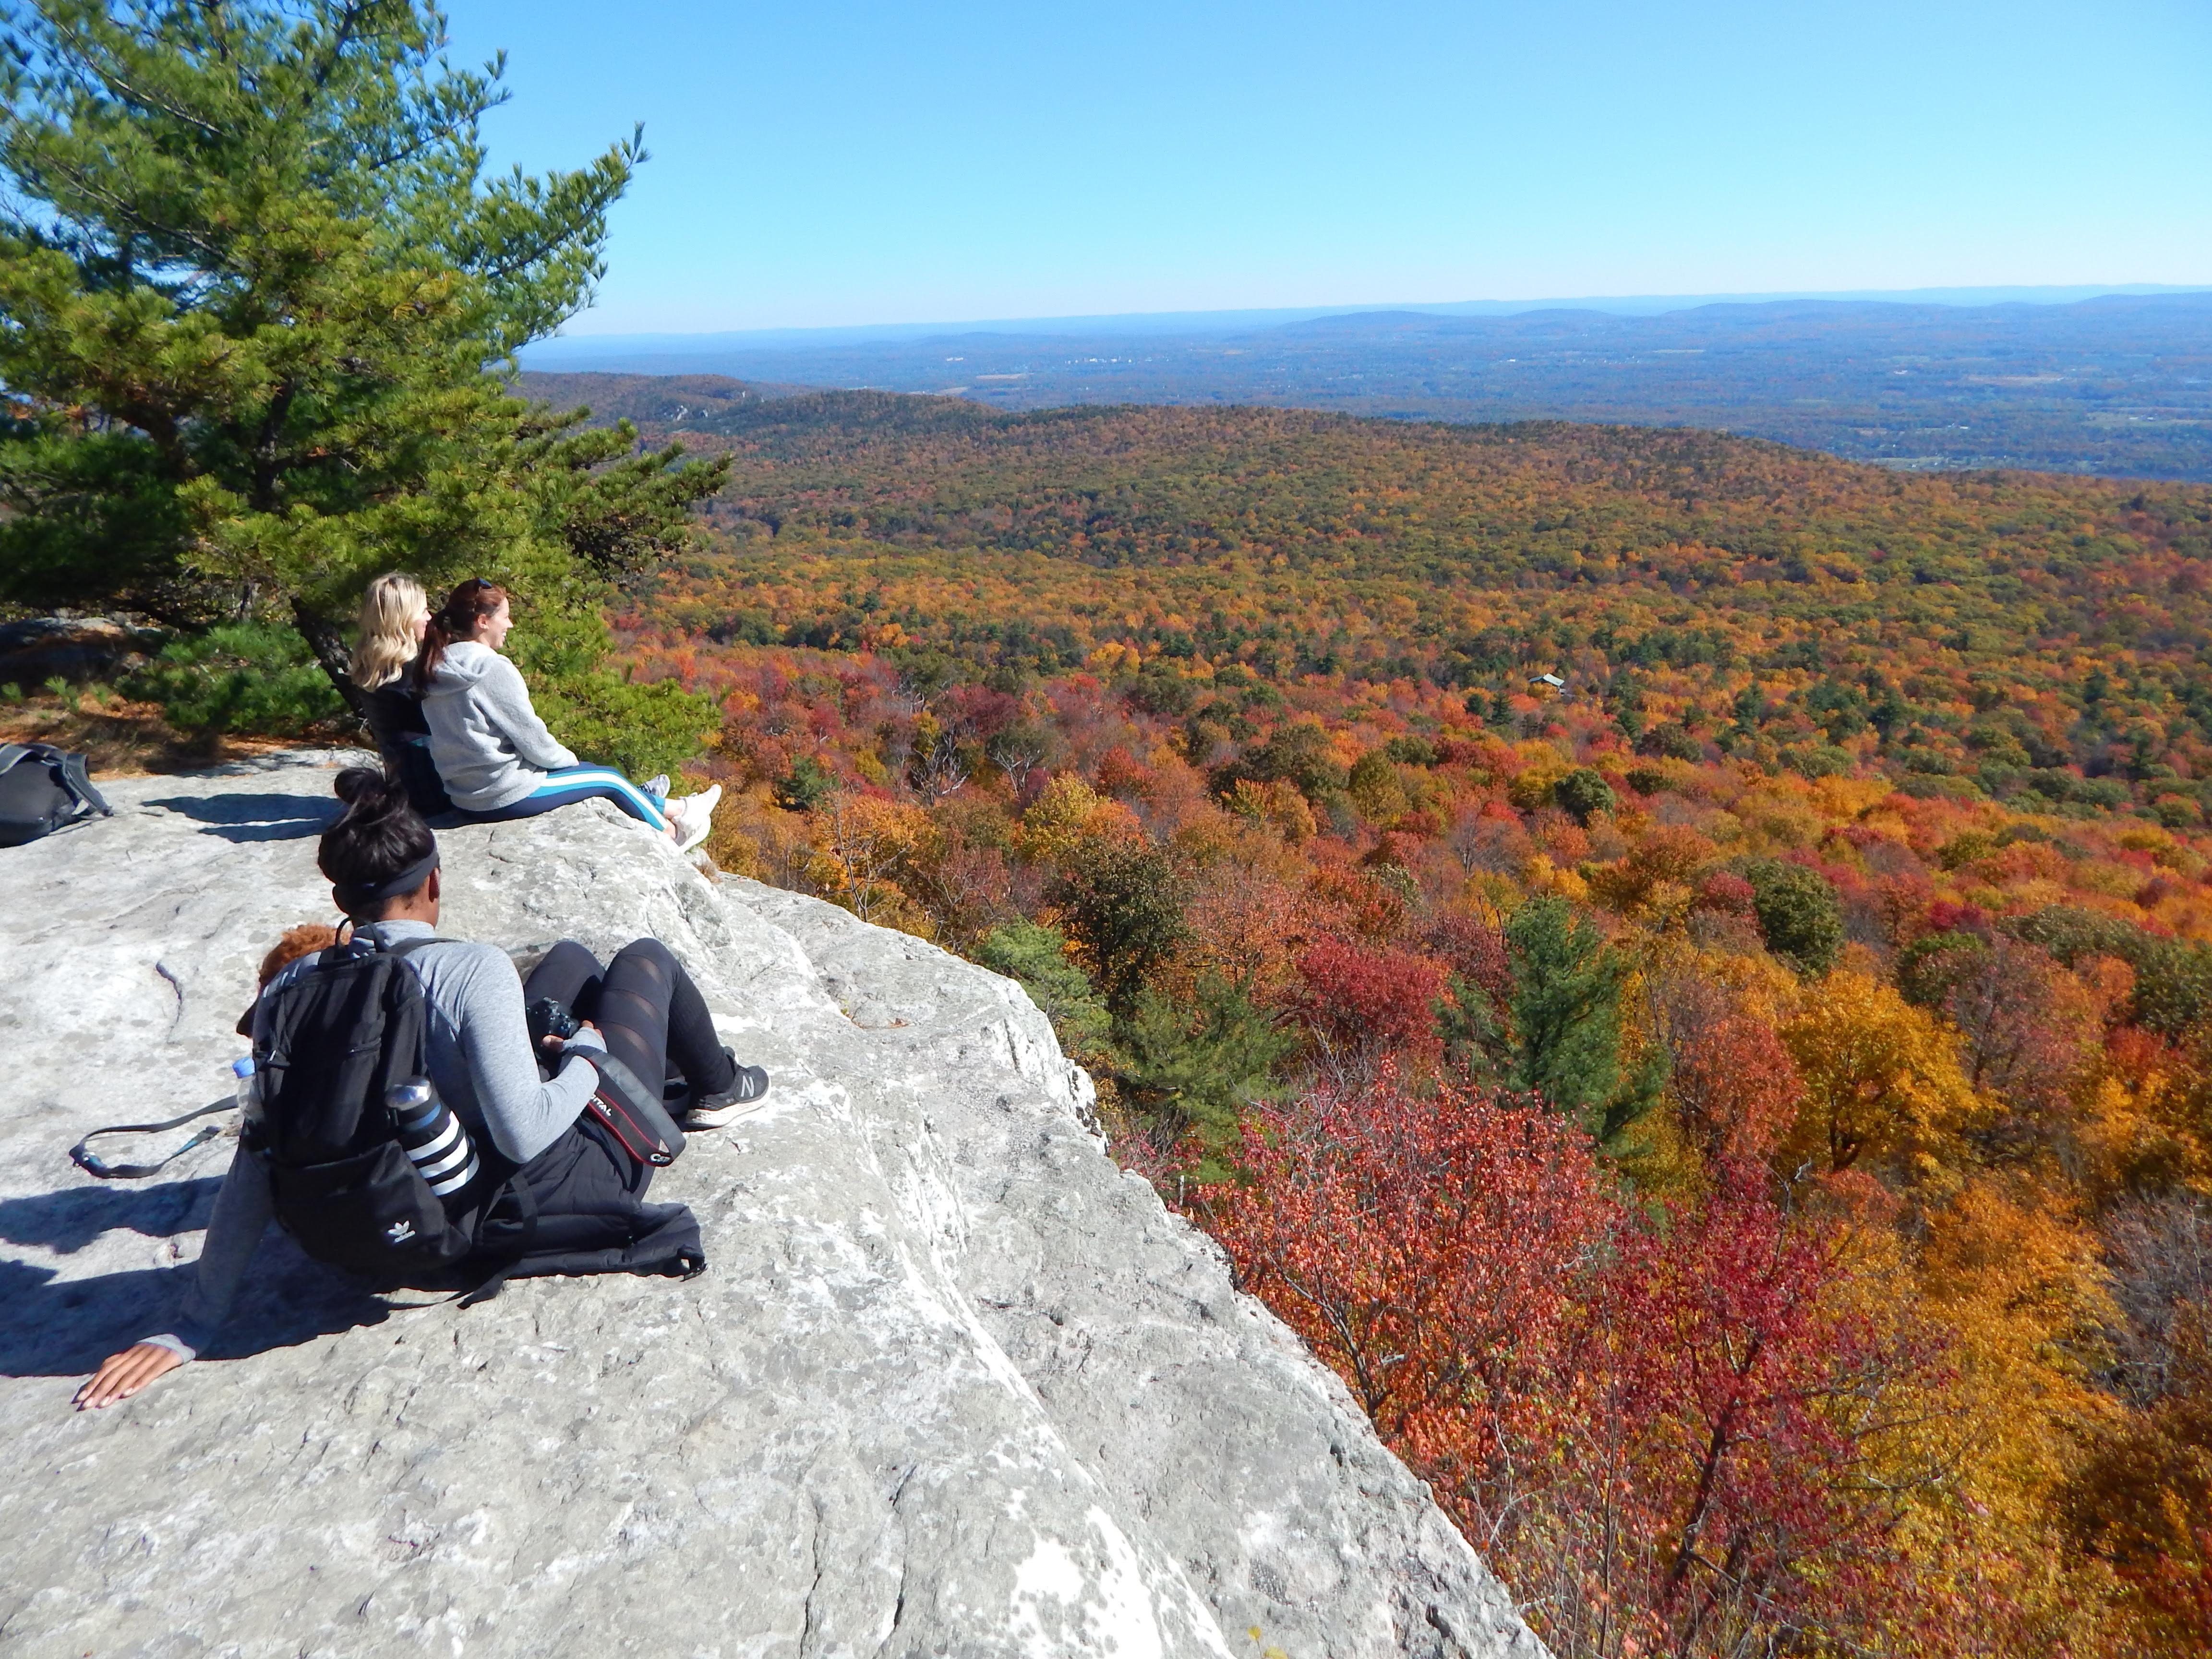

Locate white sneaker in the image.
[669,784,721,853]
[664,796,700,844]
[643,773,670,802]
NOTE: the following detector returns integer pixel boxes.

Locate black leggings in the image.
[522,939,734,1108]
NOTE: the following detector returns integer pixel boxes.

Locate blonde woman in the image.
[351,573,451,816]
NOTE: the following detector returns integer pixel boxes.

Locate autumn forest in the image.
[557,384,2212,1658]
[7,8,2207,1652]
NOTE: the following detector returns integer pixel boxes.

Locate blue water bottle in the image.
[232,1056,260,1121]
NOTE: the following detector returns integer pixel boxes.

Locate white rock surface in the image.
[0,754,1544,1659]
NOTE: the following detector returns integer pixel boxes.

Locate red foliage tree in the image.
[1671,1013,1803,1165]
[1201,1070,1610,1511]
[1201,1072,1945,1659]
[1094,744,1151,799]
[1426,908,1513,1009]
[1292,937,1447,1077]
[1693,871,1756,916]
[1599,1162,1943,1657]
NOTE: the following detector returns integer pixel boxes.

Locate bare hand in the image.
[541,1020,601,1055]
[75,1342,185,1410]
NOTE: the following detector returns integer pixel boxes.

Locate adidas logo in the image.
[385,1219,416,1244]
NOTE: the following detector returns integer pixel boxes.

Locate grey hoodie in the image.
[421,640,578,811]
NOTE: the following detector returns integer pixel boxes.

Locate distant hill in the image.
[519,292,2212,481]
[625,390,2212,780]
[515,370,810,433]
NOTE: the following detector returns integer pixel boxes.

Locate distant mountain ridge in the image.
[523,284,2211,358]
[519,291,2212,481]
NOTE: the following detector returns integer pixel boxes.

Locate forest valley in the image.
[538,392,2212,1658]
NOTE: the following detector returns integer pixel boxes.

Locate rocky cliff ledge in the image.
[0,754,1542,1659]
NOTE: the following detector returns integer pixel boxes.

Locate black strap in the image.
[71,1097,236,1179]
[56,750,111,817]
[457,1174,541,1308]
[575,1048,686,1166]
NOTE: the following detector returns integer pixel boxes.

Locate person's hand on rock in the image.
[74,1342,185,1410]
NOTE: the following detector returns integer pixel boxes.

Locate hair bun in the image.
[321,767,438,914]
[333,766,403,813]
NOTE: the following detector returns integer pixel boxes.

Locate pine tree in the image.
[0,0,724,755]
[1505,895,1664,1144]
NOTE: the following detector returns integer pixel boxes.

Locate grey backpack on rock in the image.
[0,742,111,847]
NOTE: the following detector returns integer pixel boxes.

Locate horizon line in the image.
[521,282,2212,359]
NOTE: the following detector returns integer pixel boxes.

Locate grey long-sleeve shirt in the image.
[420,641,578,811]
[144,921,603,1359]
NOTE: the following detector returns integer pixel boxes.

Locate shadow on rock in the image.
[142,792,339,842]
[0,1240,390,1379]
[0,1176,223,1253]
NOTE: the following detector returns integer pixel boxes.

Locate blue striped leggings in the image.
[458,766,668,831]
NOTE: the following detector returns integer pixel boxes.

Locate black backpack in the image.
[0,742,112,847]
[251,935,528,1285]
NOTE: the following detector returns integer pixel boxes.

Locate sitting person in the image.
[72,769,768,1411]
[350,573,451,817]
[416,578,720,852]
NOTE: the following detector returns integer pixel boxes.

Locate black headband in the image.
[333,847,440,914]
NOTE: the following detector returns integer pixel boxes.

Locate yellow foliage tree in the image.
[1781,971,1987,1183]
[1912,1178,2128,1647]
[1014,774,1138,865]
[1226,776,1317,844]
[804,794,936,934]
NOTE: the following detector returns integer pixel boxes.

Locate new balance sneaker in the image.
[679,1052,770,1128]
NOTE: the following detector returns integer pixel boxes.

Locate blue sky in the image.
[440,0,2212,335]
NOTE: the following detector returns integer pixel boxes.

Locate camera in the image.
[526,996,581,1049]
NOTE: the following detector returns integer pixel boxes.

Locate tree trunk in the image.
[292,598,371,725]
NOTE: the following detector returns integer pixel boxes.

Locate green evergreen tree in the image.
[1505,896,1663,1144]
[0,0,724,772]
[1735,857,1846,978]
[1048,838,1192,1015]
[1112,977,1290,1158]
[976,921,1114,1064]
[1553,766,1618,825]
[771,755,837,814]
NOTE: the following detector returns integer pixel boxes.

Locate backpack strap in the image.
[54,750,111,817]
[456,1174,541,1308]
[70,1098,237,1179]
[0,743,28,775]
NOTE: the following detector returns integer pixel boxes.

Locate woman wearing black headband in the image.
[74,769,768,1410]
